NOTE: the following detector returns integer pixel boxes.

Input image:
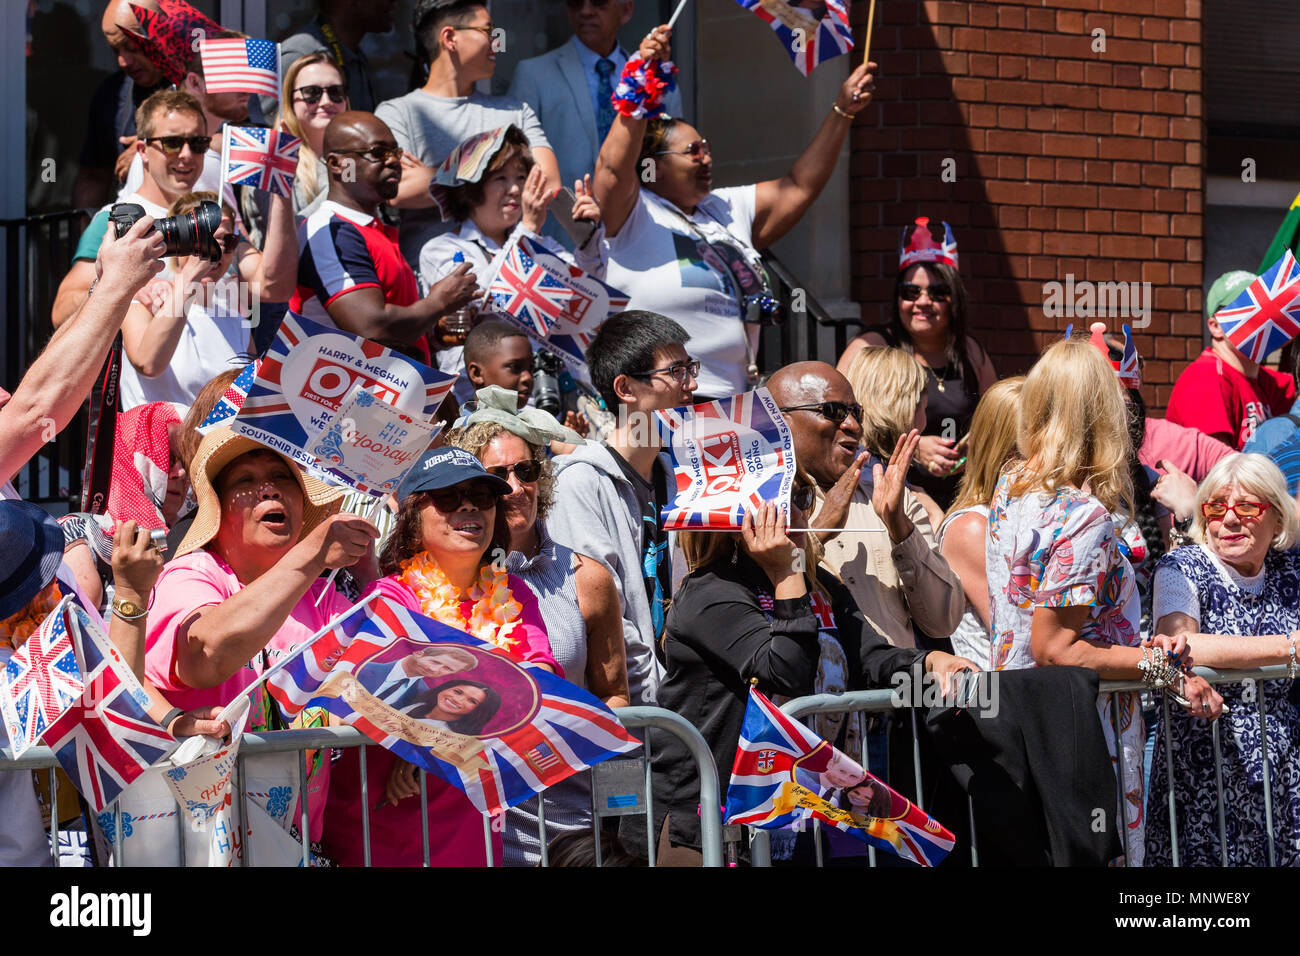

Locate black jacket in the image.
[651,550,926,851]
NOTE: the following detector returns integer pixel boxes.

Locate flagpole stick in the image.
[667,0,690,29]
[315,492,389,607]
[862,0,877,66]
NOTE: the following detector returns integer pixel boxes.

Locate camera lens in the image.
[154,200,224,261]
[532,351,562,417]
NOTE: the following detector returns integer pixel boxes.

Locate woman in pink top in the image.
[324,447,558,867]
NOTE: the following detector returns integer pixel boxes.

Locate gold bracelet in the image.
[832,103,853,119]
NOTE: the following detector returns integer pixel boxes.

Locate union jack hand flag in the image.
[0,596,84,758]
[654,388,795,530]
[223,126,300,198]
[1214,250,1300,364]
[487,235,628,338]
[197,358,260,434]
[201,37,280,97]
[733,0,854,76]
[726,687,955,867]
[45,604,175,812]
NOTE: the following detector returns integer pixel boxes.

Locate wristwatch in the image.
[112,596,148,621]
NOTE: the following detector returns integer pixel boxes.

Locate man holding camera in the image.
[53,90,209,329]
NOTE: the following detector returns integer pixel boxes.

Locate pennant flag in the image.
[45,604,175,812]
[1260,189,1300,274]
[1214,249,1300,364]
[653,388,795,530]
[733,0,854,76]
[230,311,456,476]
[267,596,640,815]
[487,234,628,338]
[0,596,84,759]
[223,126,300,198]
[200,37,280,97]
[197,359,260,434]
[726,687,955,867]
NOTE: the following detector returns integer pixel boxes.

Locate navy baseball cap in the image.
[0,500,65,620]
[396,447,512,501]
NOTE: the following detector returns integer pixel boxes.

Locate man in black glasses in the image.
[768,361,963,651]
[290,111,479,366]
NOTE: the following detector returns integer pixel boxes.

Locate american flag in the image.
[654,388,796,530]
[1215,250,1300,363]
[733,0,855,76]
[0,596,84,758]
[197,358,260,434]
[270,596,640,815]
[44,604,175,812]
[223,126,300,198]
[726,687,955,867]
[200,37,280,97]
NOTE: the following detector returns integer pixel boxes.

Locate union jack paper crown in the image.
[899,216,958,270]
[1067,321,1141,389]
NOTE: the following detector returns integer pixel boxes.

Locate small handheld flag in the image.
[1213,250,1300,364]
[731,0,854,76]
[200,37,281,98]
[222,126,300,198]
[0,596,84,758]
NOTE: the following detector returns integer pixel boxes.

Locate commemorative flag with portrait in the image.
[726,687,955,867]
[267,596,640,815]
[733,0,854,76]
[0,595,85,758]
[222,126,301,198]
[1213,249,1300,364]
[654,388,795,530]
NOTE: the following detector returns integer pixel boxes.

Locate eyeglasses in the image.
[1201,500,1271,522]
[426,484,499,513]
[331,145,403,164]
[454,23,497,38]
[146,135,212,156]
[792,485,816,512]
[654,139,710,160]
[629,360,700,385]
[485,460,543,484]
[900,282,952,303]
[294,84,347,105]
[779,401,863,427]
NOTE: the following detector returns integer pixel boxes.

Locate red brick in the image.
[1185,141,1203,165]
[1153,91,1185,114]
[1045,85,1099,109]
[1153,337,1185,360]
[1028,207,1055,230]
[1112,64,1140,87]
[998,6,1025,28]
[1141,166,1170,188]
[1153,139,1184,163]
[1170,117,1199,140]
[1141,66,1169,89]
[1153,42,1183,67]
[1107,38,1156,63]
[1113,112,1142,136]
[986,31,1044,55]
[998,56,1028,79]
[986,180,1043,205]
[1043,34,1086,59]
[952,27,986,51]
[1100,235,1155,258]
[1171,314,1201,337]
[969,53,998,77]
[1002,230,1042,254]
[952,77,986,101]
[968,103,998,126]
[1185,45,1201,69]
[1084,159,1114,183]
[998,155,1026,179]
[1115,211,1143,233]
[1085,111,1112,135]
[1086,209,1114,232]
[1155,190,1184,213]
[1043,133,1099,158]
[1184,93,1203,118]
[882,153,918,177]
[882,102,917,126]
[987,129,1042,154]
[1139,17,1170,40]
[1044,183,1099,207]
[987,80,1042,105]
[1170,165,1199,189]
[1027,107,1056,131]
[1169,19,1198,43]
[1113,14,1141,37]
[1028,59,1056,82]
[1169,68,1200,92]
[1026,8,1055,31]
[1057,209,1084,231]
[1056,59,1084,83]
[1140,115,1168,139]
[883,50,920,75]
[1056,10,1085,33]
[998,104,1027,128]
[1001,206,1029,229]
[1185,191,1203,215]
[1044,233,1100,256]
[1058,157,1087,180]
[1143,261,1171,284]
[1113,162,1142,185]
[1099,88,1153,112]
[1027,156,1056,180]
[1141,212,1171,233]
[969,2,998,26]
[1100,185,1154,209]
[852,128,900,150]
[923,1,968,25]
[1172,263,1201,287]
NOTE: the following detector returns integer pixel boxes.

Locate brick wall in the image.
[849,0,1205,411]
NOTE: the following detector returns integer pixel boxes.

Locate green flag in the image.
[1260,189,1300,273]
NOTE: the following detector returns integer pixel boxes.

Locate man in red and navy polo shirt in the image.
[291,111,477,363]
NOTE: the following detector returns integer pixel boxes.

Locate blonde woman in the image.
[1149,453,1300,866]
[935,377,1025,668]
[276,52,349,210]
[985,338,1221,865]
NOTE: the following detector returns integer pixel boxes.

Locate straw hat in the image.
[175,427,346,558]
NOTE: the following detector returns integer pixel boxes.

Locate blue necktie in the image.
[595,58,616,144]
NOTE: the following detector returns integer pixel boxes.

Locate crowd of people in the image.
[3,0,1300,869]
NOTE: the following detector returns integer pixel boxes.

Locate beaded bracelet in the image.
[1138,646,1191,707]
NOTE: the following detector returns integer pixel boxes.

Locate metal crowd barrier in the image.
[0,705,723,868]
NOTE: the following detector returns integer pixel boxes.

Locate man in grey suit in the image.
[509,0,683,203]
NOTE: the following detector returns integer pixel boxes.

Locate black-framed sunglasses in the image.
[779,401,863,427]
[791,484,817,512]
[900,282,952,303]
[654,139,710,160]
[485,460,543,484]
[628,360,701,385]
[294,84,347,105]
[146,135,212,156]
[426,484,499,513]
[331,144,403,164]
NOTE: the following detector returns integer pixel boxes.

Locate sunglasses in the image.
[485,460,542,484]
[629,360,700,385]
[332,144,403,164]
[1201,500,1270,522]
[426,484,499,513]
[792,484,816,512]
[654,139,710,160]
[779,401,863,427]
[294,84,347,105]
[146,135,212,156]
[900,282,952,303]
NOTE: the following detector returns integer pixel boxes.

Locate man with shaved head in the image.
[767,361,963,649]
[289,112,479,363]
[72,0,167,209]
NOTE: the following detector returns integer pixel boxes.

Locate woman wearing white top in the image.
[418,126,602,399]
[593,25,876,398]
[120,191,295,410]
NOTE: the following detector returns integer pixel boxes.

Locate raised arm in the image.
[750,62,876,250]
[238,191,298,303]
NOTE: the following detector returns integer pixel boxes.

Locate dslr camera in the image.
[109,199,224,261]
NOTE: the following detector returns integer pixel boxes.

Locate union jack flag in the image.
[1215,250,1300,364]
[733,0,854,76]
[223,126,300,198]
[270,596,640,815]
[0,596,84,758]
[655,388,795,529]
[44,604,175,812]
[726,687,955,867]
[201,37,280,97]
[488,237,580,338]
[197,358,260,434]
